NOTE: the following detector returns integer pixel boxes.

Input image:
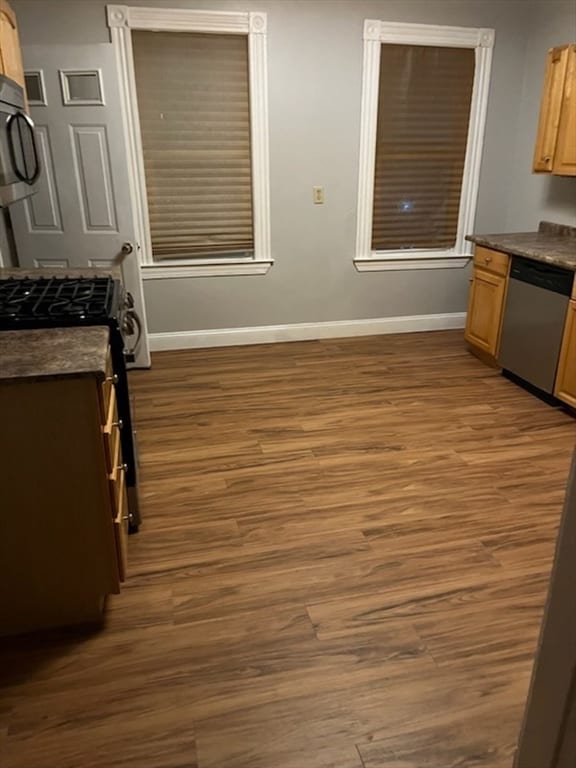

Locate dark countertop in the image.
[0,327,110,384]
[466,221,576,271]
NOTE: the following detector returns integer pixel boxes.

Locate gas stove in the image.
[0,276,121,326]
[0,274,142,531]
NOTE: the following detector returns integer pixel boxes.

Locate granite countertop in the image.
[466,221,576,271]
[0,327,110,383]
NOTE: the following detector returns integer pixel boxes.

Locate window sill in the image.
[354,253,472,272]
[141,260,274,279]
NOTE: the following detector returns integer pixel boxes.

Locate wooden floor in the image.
[1,331,575,767]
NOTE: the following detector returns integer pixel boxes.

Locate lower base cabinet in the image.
[0,329,128,637]
[555,300,576,408]
[464,267,507,358]
[465,246,576,410]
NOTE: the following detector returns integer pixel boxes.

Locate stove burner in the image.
[0,276,116,326]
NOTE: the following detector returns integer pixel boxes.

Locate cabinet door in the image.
[555,300,576,408]
[464,268,507,357]
[0,0,25,93]
[553,45,576,176]
[533,46,569,173]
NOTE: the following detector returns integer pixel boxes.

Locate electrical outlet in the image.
[313,186,324,204]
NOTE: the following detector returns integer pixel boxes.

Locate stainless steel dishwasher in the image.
[498,256,573,395]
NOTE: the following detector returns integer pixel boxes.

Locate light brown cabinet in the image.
[464,247,509,359]
[0,0,25,94]
[555,300,576,408]
[465,245,576,410]
[0,328,128,637]
[533,44,576,176]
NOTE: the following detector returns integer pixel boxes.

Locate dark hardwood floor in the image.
[1,330,575,767]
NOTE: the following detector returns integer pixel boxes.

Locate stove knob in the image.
[123,315,135,335]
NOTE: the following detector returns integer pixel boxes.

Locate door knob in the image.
[121,242,134,255]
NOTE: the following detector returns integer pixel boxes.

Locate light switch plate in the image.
[313,186,324,204]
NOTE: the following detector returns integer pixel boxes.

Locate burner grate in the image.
[0,277,116,326]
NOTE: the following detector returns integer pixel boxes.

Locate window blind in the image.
[132,31,254,260]
[372,44,475,252]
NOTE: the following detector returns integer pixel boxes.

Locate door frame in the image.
[106,3,273,279]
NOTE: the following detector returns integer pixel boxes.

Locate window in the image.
[355,21,494,271]
[107,5,272,278]
[132,32,254,261]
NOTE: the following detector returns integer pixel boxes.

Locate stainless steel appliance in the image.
[0,75,40,207]
[0,275,142,531]
[499,256,573,395]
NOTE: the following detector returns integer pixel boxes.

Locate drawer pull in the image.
[106,373,119,385]
[484,256,492,264]
[113,419,124,431]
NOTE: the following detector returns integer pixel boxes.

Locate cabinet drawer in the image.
[102,386,121,473]
[108,428,126,517]
[113,467,128,582]
[99,348,116,424]
[473,247,510,277]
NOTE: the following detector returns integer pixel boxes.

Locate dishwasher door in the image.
[499,276,569,394]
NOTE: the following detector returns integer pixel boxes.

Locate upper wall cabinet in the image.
[0,0,25,97]
[533,44,576,176]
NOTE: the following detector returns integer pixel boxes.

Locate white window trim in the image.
[107,5,272,278]
[355,20,495,272]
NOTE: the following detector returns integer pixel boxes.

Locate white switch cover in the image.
[313,186,324,204]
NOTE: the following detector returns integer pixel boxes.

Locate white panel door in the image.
[9,44,150,367]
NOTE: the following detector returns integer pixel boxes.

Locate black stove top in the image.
[0,276,121,329]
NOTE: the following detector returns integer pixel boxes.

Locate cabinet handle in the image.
[484,256,492,264]
[106,373,119,385]
[113,419,124,431]
[117,462,128,473]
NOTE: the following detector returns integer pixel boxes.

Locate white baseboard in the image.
[149,312,466,351]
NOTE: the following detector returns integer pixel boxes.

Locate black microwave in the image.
[0,74,40,207]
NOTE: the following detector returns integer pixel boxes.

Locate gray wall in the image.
[11,0,573,335]
[505,0,576,230]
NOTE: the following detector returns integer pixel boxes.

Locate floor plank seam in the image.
[355,742,368,767]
